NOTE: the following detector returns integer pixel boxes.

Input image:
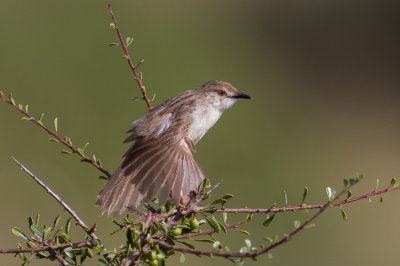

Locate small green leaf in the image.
[390,178,399,188]
[326,187,336,202]
[11,227,29,241]
[177,241,195,249]
[375,178,380,191]
[10,97,16,106]
[263,213,275,227]
[302,186,308,204]
[28,217,34,230]
[304,223,316,229]
[122,55,129,59]
[18,104,23,110]
[35,214,40,225]
[61,150,72,154]
[293,220,301,229]
[380,195,383,202]
[235,229,250,235]
[65,217,72,234]
[244,239,252,250]
[211,241,222,251]
[343,178,349,187]
[246,213,253,222]
[126,37,133,47]
[283,190,288,205]
[239,246,248,254]
[77,148,85,157]
[25,104,29,113]
[179,253,185,263]
[340,207,347,220]
[83,142,90,151]
[205,215,221,233]
[38,113,44,121]
[53,215,61,229]
[21,257,31,266]
[108,42,119,46]
[54,117,58,132]
[346,190,352,199]
[194,239,215,243]
[30,225,43,238]
[48,138,58,142]
[264,236,273,243]
[109,22,115,29]
[21,117,30,121]
[223,212,228,224]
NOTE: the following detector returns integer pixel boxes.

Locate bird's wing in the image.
[96,119,204,215]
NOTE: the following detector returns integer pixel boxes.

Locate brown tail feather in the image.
[96,139,205,215]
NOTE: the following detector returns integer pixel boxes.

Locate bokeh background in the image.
[1,0,400,265]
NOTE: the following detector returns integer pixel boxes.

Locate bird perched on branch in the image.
[97,80,251,214]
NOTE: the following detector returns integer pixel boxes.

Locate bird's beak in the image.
[230,92,251,99]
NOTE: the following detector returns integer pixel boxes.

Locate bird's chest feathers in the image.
[188,106,223,144]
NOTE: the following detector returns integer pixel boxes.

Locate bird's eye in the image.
[217,90,227,96]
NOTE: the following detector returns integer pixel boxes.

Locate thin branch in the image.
[201,185,400,214]
[107,4,152,110]
[12,158,98,240]
[0,91,111,178]
[0,240,96,254]
[151,180,399,259]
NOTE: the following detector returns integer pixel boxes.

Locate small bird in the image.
[97,80,251,214]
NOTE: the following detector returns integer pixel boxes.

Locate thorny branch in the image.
[12,158,98,240]
[0,91,111,178]
[108,4,152,110]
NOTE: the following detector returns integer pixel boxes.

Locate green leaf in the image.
[239,246,248,254]
[302,186,308,204]
[38,113,44,121]
[179,253,185,263]
[343,178,349,187]
[375,178,380,191]
[244,239,252,250]
[21,116,30,121]
[264,236,273,243]
[11,227,29,241]
[340,207,347,220]
[346,190,352,199]
[263,213,275,227]
[205,215,221,233]
[10,97,16,106]
[293,220,301,229]
[108,42,119,46]
[390,178,399,188]
[380,195,383,202]
[109,22,115,29]
[25,104,29,113]
[177,241,195,249]
[77,148,85,157]
[326,187,336,202]
[61,150,72,154]
[30,225,43,238]
[304,223,316,229]
[35,214,40,225]
[53,117,58,132]
[53,215,61,230]
[218,221,227,234]
[235,229,250,235]
[21,257,31,266]
[48,137,58,142]
[126,37,133,47]
[194,239,215,243]
[65,217,72,234]
[246,213,253,221]
[223,212,228,224]
[28,217,34,230]
[283,190,288,205]
[211,241,222,251]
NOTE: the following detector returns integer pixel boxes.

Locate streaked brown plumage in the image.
[97,80,250,214]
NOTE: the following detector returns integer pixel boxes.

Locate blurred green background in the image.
[1,0,400,265]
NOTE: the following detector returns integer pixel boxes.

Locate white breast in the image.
[188,105,223,144]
